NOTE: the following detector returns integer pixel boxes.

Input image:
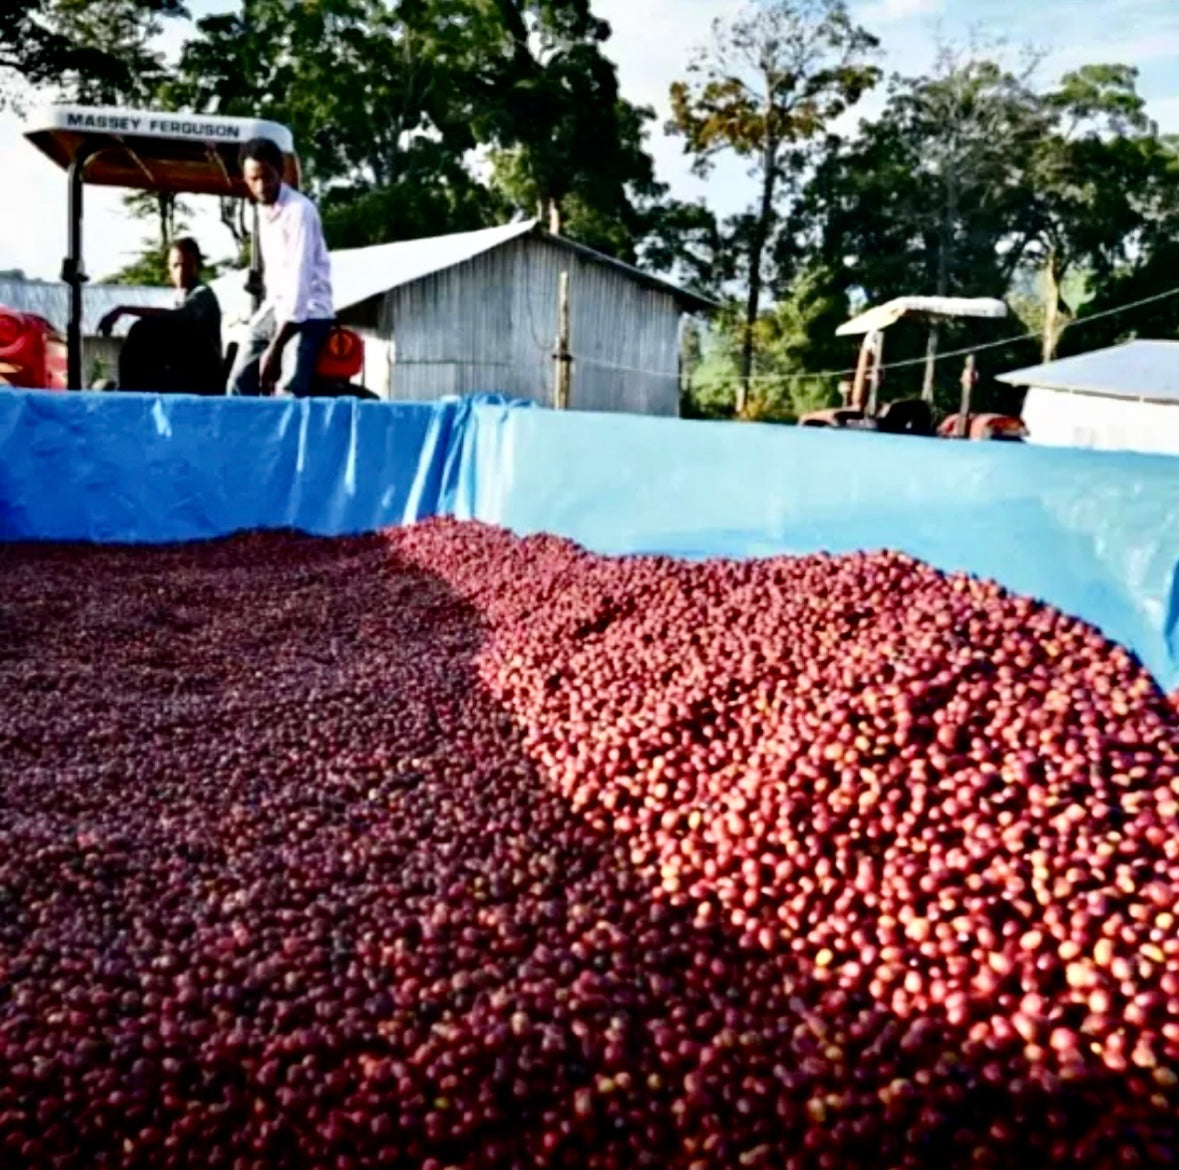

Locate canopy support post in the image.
[922,321,940,403]
[62,142,100,390]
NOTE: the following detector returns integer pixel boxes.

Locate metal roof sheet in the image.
[0,279,176,336]
[209,219,717,327]
[997,339,1179,404]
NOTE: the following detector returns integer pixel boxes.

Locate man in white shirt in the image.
[229,137,335,397]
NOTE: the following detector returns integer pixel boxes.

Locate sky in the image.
[2,0,1178,282]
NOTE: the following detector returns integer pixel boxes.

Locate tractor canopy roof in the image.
[24,105,299,198]
[836,296,1008,337]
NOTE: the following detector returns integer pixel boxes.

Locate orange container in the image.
[314,326,364,382]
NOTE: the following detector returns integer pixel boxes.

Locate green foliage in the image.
[667,0,880,412]
[102,233,232,286]
[163,0,666,260]
[0,0,185,103]
[473,3,662,244]
[794,46,1179,399]
[104,244,171,286]
[808,50,1046,307]
[1056,135,1179,353]
[682,267,846,422]
[668,1,879,169]
[637,199,727,301]
[320,162,504,250]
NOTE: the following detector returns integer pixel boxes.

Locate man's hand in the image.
[97,309,119,337]
[259,345,284,396]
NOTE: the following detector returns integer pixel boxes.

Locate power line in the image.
[734,283,1179,387]
[519,270,1179,390]
[572,353,679,379]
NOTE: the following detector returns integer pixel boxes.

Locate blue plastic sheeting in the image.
[0,392,516,543]
[2,390,1179,690]
[457,403,1179,691]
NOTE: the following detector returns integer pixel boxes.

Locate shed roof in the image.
[210,219,717,323]
[0,278,175,336]
[997,339,1179,405]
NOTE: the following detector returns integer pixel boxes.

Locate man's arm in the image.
[97,305,171,335]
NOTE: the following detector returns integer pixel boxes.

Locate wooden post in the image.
[866,330,883,417]
[553,271,571,410]
[921,320,940,403]
[956,354,976,438]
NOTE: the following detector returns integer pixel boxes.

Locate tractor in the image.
[799,296,1026,440]
[9,104,371,398]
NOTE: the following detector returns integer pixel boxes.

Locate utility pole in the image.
[553,271,571,410]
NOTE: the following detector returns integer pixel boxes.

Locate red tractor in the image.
[0,308,67,391]
[799,297,1025,440]
[19,104,372,398]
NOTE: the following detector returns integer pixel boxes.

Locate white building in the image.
[999,340,1179,457]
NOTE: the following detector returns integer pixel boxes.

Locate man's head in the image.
[167,238,203,291]
[239,137,285,206]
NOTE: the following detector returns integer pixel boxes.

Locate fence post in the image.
[553,271,571,409]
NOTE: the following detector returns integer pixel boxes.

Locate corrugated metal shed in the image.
[999,340,1179,404]
[0,279,175,336]
[376,232,687,413]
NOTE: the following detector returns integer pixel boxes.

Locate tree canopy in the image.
[1,0,185,103]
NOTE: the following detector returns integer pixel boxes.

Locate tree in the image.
[168,0,491,251]
[1055,132,1179,353]
[808,48,1047,401]
[31,1,195,273]
[472,2,669,259]
[170,0,675,262]
[636,199,727,300]
[319,140,504,249]
[800,48,1175,406]
[103,190,196,285]
[667,0,878,415]
[1,0,185,105]
[487,102,657,260]
[1020,65,1155,359]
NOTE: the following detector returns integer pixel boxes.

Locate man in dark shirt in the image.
[100,238,224,394]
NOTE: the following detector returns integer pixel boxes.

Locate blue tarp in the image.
[2,390,1178,691]
[0,392,501,542]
